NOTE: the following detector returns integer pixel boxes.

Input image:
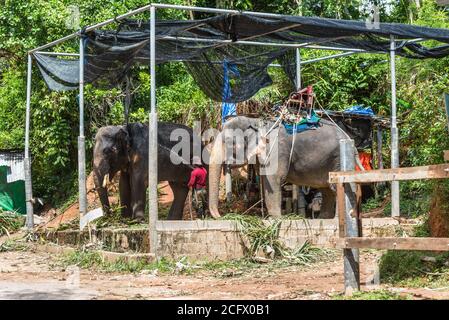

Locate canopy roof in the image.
[34,13,449,102]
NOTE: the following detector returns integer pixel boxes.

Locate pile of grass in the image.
[0,239,29,252]
[0,211,24,236]
[223,214,332,266]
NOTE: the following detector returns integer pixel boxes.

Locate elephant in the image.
[208,116,348,218]
[93,122,207,221]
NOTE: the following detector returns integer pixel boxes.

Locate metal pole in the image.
[301,51,358,65]
[390,35,400,217]
[148,5,159,257]
[225,165,232,203]
[340,139,360,295]
[295,48,301,90]
[24,54,34,229]
[78,36,87,224]
[35,51,81,57]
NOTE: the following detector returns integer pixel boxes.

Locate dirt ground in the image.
[1,247,449,300]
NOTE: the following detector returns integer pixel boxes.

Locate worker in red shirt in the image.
[188,156,207,218]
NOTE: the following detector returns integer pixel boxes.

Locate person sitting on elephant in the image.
[188,156,207,219]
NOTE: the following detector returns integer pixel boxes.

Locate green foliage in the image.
[0,211,25,236]
[223,213,333,265]
[379,250,449,287]
[333,289,411,300]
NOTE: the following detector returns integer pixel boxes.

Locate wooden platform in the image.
[337,237,449,251]
[329,163,449,184]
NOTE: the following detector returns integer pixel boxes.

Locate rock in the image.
[421,256,437,263]
[253,256,272,263]
[33,215,44,225]
[265,245,275,259]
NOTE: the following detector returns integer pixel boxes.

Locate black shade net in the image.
[33,13,449,101]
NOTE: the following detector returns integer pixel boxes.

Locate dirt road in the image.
[0,248,448,300]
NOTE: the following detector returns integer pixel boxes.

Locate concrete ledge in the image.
[32,243,155,263]
[38,218,410,261]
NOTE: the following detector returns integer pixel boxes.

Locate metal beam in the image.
[24,54,34,229]
[160,35,367,51]
[148,5,158,257]
[152,2,284,18]
[390,35,400,217]
[301,51,358,65]
[29,4,154,53]
[34,51,80,57]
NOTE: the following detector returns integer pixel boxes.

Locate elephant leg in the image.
[130,173,146,222]
[167,182,189,220]
[119,171,132,218]
[319,188,336,219]
[262,174,282,217]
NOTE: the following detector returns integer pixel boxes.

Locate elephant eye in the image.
[103,146,116,155]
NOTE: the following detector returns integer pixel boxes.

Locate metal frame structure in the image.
[24,3,411,253]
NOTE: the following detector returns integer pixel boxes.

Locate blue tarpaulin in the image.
[283,110,321,135]
[343,105,375,116]
[221,60,239,124]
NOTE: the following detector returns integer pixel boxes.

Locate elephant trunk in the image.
[93,161,112,215]
[208,134,224,219]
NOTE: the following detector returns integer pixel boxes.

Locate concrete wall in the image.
[41,218,412,261]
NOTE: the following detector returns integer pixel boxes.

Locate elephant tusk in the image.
[102,173,110,188]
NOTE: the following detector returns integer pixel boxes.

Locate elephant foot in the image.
[121,207,132,218]
[318,188,336,219]
[209,209,221,219]
[133,214,145,223]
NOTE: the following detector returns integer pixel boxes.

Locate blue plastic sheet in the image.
[221,60,239,123]
[343,105,375,116]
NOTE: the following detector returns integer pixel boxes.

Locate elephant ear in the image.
[115,127,130,153]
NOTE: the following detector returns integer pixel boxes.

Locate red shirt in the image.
[188,167,207,189]
[355,151,373,171]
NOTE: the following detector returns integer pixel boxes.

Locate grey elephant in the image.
[93,122,206,220]
[208,116,347,218]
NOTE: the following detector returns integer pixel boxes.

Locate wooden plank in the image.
[437,0,449,6]
[356,184,362,237]
[445,93,449,133]
[329,163,449,184]
[336,183,345,238]
[340,139,360,294]
[337,237,449,251]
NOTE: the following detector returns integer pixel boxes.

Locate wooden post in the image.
[444,93,449,134]
[376,128,384,170]
[298,187,306,215]
[225,165,232,203]
[285,185,292,214]
[292,185,299,214]
[340,139,360,295]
